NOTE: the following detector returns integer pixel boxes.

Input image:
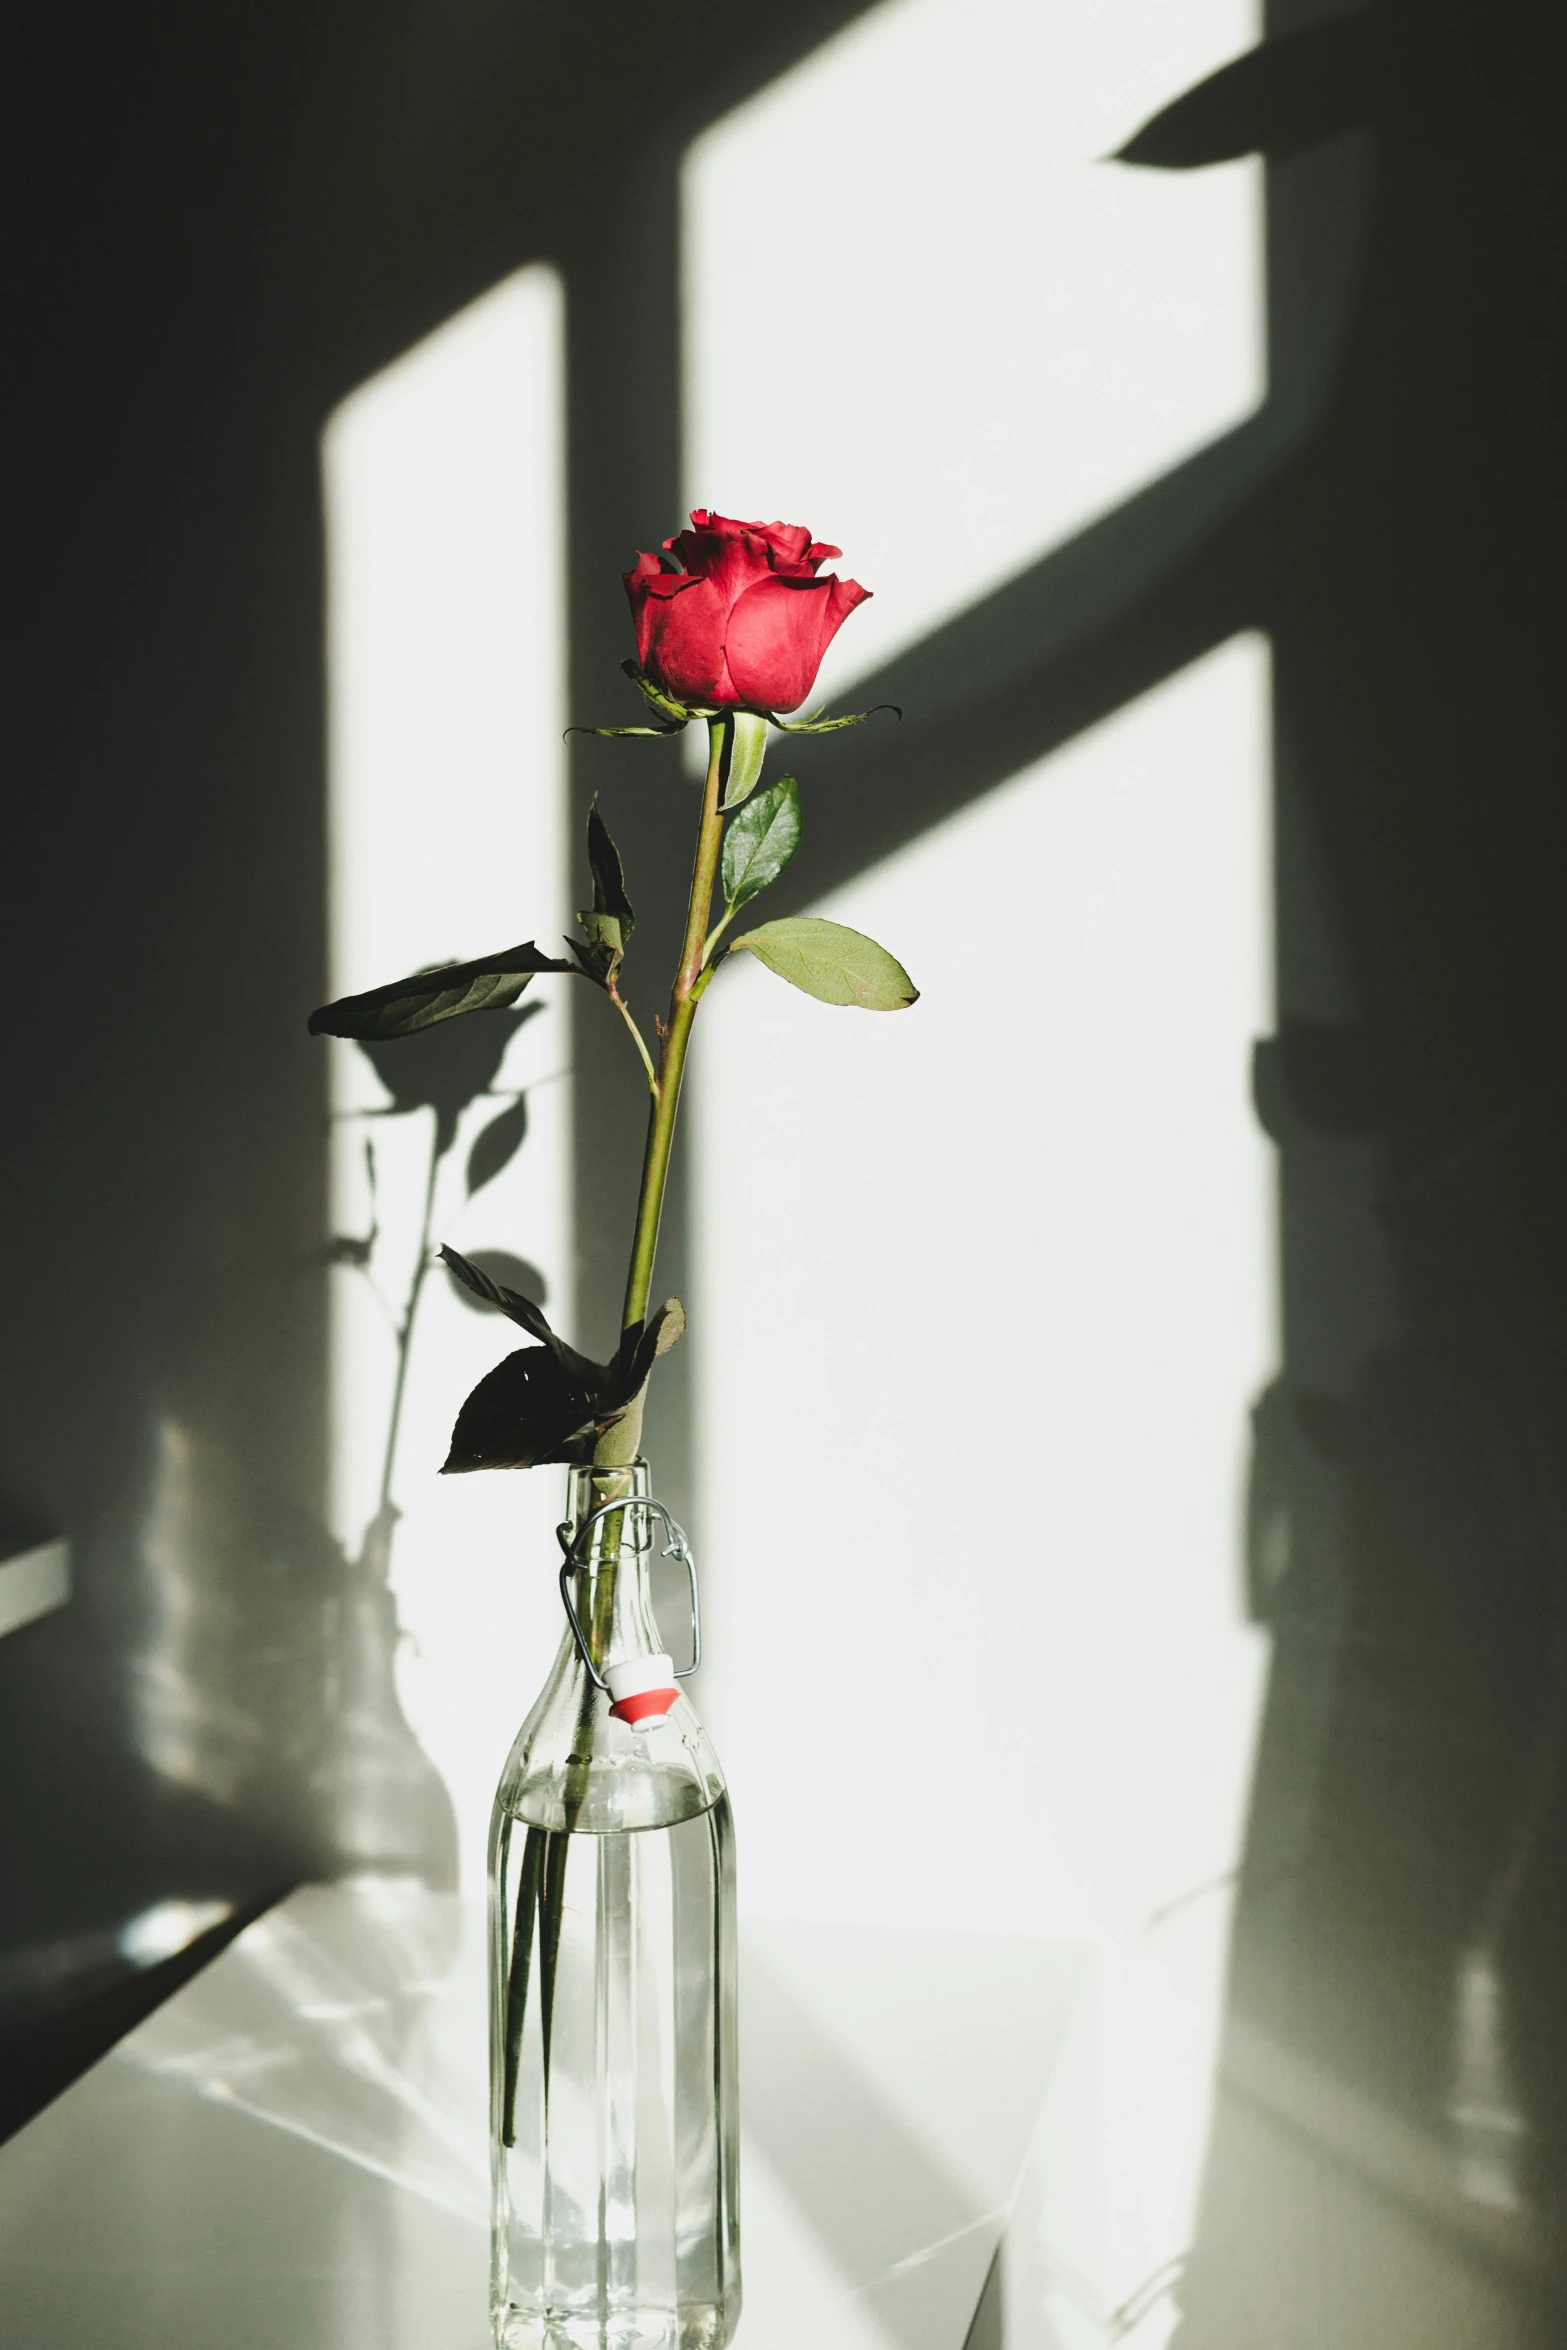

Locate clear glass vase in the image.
[489,1459,740,2350]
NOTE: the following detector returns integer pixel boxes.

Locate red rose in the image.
[623,511,871,713]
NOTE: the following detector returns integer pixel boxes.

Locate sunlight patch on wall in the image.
[695,638,1274,2340]
[322,266,569,1893]
[695,636,1273,1939]
[683,0,1261,698]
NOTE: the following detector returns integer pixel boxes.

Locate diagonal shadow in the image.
[764,419,1309,918]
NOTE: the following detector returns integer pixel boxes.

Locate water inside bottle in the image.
[489,1790,739,2350]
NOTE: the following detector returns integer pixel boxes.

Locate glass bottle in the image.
[489,1460,740,2350]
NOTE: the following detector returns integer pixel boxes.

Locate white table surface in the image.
[0,1882,1088,2350]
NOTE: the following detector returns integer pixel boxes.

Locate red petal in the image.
[823,575,872,629]
[633,570,700,600]
[725,572,873,709]
[665,518,774,610]
[630,572,728,701]
[756,521,815,574]
[723,576,833,711]
[640,519,861,699]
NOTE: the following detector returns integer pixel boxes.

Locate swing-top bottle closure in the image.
[557,1494,702,1728]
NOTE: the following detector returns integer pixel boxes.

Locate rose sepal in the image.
[767,701,902,736]
[623,661,715,726]
[565,662,721,740]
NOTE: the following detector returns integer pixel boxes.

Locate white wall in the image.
[694,641,1274,1945]
[685,0,1262,697]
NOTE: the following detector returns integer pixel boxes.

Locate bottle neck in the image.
[560,1459,663,1675]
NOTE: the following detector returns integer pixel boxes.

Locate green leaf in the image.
[719,710,770,810]
[730,917,919,1010]
[721,779,801,911]
[577,913,624,957]
[586,800,635,945]
[440,1246,602,1388]
[443,1249,547,1313]
[440,1345,615,1472]
[572,913,624,987]
[646,1297,686,1360]
[617,1298,687,1394]
[465,1095,529,1197]
[443,1240,543,1319]
[309,944,574,1041]
[573,801,635,984]
[439,1251,684,1477]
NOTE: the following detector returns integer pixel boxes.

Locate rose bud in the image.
[624,511,870,714]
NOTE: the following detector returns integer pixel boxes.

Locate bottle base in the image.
[493,2305,732,2350]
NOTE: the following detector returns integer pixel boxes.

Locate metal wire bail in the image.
[555,1494,702,1691]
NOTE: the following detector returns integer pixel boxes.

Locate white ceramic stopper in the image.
[605,1652,679,1725]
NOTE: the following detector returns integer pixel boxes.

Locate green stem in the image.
[501,1823,543,2145]
[700,900,741,965]
[606,977,660,1097]
[625,716,728,1326]
[593,716,734,1470]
